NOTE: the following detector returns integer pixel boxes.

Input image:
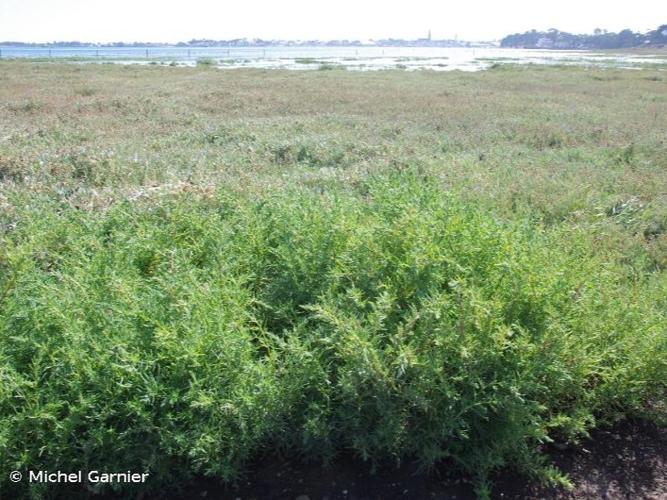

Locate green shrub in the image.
[318,63,340,71]
[295,58,322,65]
[0,172,665,498]
[196,58,215,67]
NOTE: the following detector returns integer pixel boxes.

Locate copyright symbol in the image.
[10,471,22,482]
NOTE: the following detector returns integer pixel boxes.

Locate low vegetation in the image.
[0,61,665,499]
[196,57,215,66]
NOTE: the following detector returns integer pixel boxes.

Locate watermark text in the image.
[9,470,149,484]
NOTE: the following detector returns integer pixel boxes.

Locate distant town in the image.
[0,34,492,49]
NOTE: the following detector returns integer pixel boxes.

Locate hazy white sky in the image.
[1,0,665,43]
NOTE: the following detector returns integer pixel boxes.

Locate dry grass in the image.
[0,61,664,266]
[2,61,666,263]
[1,62,665,201]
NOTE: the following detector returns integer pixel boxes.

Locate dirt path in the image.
[495,420,667,499]
[149,420,666,499]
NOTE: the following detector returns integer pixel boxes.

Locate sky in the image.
[1,0,665,43]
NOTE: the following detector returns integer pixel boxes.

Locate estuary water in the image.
[1,46,665,71]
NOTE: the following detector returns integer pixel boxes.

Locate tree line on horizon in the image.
[3,25,666,49]
[501,24,667,49]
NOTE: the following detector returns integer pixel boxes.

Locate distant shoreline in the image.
[0,40,496,49]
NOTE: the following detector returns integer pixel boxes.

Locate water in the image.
[1,46,665,71]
